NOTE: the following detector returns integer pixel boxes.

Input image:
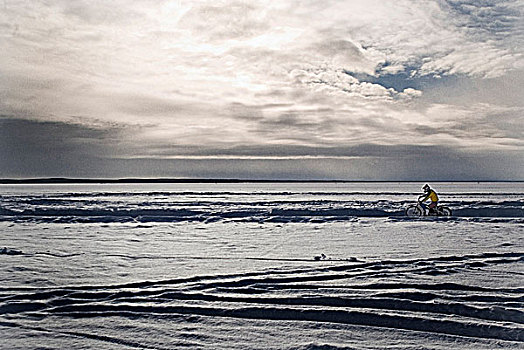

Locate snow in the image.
[0,182,522,349]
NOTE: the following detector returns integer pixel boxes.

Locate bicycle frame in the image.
[417,202,430,216]
[406,200,451,218]
[418,201,430,215]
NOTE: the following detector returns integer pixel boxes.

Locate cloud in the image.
[0,117,123,177]
[1,116,522,180]
[177,2,272,41]
[0,0,522,179]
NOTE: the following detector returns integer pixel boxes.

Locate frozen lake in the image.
[0,182,522,349]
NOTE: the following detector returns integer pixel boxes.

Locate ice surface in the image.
[0,182,522,223]
[0,182,522,349]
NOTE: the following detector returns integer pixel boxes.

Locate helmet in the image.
[422,184,430,192]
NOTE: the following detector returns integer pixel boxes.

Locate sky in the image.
[1,0,523,180]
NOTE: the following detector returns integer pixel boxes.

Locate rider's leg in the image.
[419,202,428,215]
[428,202,437,214]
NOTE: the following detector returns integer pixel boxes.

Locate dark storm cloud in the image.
[1,116,521,180]
[0,117,121,177]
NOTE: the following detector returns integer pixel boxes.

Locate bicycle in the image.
[405,201,452,217]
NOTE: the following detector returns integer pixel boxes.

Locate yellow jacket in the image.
[421,190,439,202]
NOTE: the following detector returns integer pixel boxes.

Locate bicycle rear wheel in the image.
[406,205,423,217]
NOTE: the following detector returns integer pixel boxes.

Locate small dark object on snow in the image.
[1,247,23,255]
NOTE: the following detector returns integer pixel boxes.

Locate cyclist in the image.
[418,184,439,215]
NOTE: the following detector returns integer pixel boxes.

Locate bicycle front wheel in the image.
[406,205,423,217]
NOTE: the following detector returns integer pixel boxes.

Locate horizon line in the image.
[0,178,522,184]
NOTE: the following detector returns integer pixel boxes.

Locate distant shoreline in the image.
[0,178,522,184]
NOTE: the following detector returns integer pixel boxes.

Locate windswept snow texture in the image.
[0,182,522,223]
[0,182,522,349]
